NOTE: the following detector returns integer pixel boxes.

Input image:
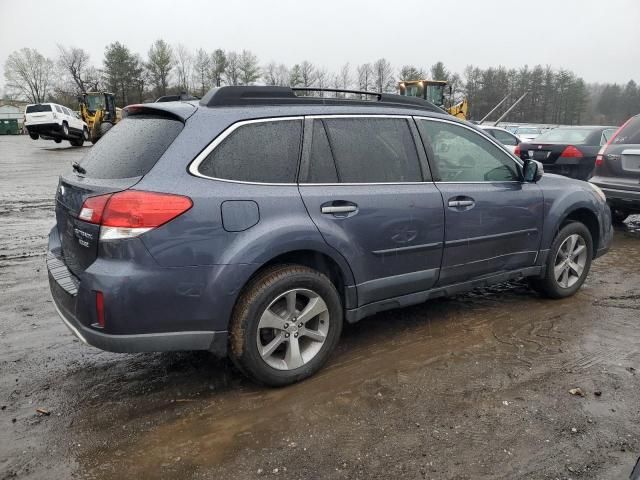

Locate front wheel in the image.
[61,122,69,137]
[69,137,84,147]
[229,265,343,386]
[530,222,593,299]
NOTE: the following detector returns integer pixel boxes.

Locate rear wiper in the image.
[72,162,86,175]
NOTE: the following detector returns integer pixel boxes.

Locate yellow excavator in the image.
[78,92,122,143]
[398,79,468,120]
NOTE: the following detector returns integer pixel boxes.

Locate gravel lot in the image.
[1,135,639,480]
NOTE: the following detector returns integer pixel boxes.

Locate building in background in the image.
[0,100,29,132]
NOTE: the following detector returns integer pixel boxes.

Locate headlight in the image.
[589,182,606,202]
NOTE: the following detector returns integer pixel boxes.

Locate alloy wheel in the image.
[554,233,587,288]
[256,288,330,371]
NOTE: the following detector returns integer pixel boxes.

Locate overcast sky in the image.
[1,0,639,90]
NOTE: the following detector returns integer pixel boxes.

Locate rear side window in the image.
[612,116,640,144]
[198,119,302,183]
[26,104,52,113]
[316,117,422,183]
[55,105,63,114]
[79,115,183,179]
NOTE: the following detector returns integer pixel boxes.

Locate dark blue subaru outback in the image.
[48,86,613,386]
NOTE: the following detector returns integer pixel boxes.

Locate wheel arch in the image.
[558,207,600,253]
[244,249,357,310]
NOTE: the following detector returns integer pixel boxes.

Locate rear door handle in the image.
[321,201,358,215]
[321,205,357,214]
[448,200,474,207]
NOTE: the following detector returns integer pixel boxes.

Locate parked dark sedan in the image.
[516,125,617,180]
[590,114,640,223]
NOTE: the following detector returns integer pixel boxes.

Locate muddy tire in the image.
[611,207,629,225]
[229,265,343,387]
[99,122,113,138]
[530,222,593,299]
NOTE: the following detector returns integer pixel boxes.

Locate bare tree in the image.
[315,67,329,94]
[56,45,99,94]
[146,39,174,97]
[373,58,394,93]
[210,49,226,87]
[399,65,426,81]
[300,61,316,88]
[193,48,211,96]
[238,50,260,85]
[356,63,374,92]
[263,62,289,86]
[339,63,352,90]
[289,64,302,87]
[4,48,54,103]
[174,44,193,93]
[224,51,241,86]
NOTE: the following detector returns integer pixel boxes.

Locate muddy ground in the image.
[0,135,639,480]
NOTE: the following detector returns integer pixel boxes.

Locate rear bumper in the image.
[26,122,62,135]
[598,186,640,211]
[47,226,236,356]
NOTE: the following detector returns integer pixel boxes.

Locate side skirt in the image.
[344,266,544,324]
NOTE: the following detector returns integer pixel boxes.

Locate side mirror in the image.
[523,159,543,182]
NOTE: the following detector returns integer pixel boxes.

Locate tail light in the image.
[79,190,192,241]
[514,144,521,156]
[595,146,606,167]
[559,145,583,158]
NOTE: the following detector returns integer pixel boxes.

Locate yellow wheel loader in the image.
[78,92,122,144]
[398,79,468,120]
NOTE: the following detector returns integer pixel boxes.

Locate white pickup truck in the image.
[24,103,89,147]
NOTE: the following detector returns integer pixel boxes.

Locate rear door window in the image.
[612,116,640,144]
[197,119,302,183]
[78,115,183,179]
[55,105,63,114]
[312,117,422,183]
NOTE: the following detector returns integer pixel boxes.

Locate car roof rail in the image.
[199,86,443,113]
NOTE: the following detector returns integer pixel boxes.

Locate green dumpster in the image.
[0,119,20,135]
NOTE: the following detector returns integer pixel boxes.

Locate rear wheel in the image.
[69,137,84,147]
[53,138,62,144]
[28,132,39,140]
[611,207,629,225]
[229,265,343,386]
[529,222,593,299]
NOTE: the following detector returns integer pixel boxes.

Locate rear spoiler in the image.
[122,102,197,122]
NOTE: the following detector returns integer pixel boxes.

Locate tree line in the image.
[3,42,638,125]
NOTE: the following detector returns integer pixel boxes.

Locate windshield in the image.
[535,128,593,143]
[85,94,105,112]
[425,84,445,107]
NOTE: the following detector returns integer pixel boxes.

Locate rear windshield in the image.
[78,115,183,179]
[612,116,640,145]
[516,128,541,135]
[26,104,52,113]
[534,128,592,143]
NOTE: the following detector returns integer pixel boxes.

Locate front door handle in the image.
[448,196,475,210]
[321,201,358,216]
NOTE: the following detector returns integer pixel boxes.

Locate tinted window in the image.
[79,115,183,179]
[612,116,640,144]
[199,120,302,183]
[417,120,520,182]
[26,104,52,113]
[55,105,63,113]
[321,117,422,183]
[601,128,617,145]
[63,107,72,116]
[491,129,518,146]
[306,121,338,183]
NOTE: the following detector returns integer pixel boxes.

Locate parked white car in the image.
[513,126,543,142]
[479,125,521,154]
[24,103,89,147]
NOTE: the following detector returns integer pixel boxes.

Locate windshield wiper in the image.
[72,162,86,175]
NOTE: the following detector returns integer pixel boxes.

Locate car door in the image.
[415,117,543,285]
[298,115,445,307]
